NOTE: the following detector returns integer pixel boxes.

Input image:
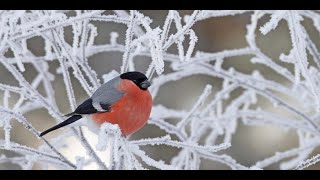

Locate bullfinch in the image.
[40,71,152,137]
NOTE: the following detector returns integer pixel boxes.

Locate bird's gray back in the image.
[91,76,124,109]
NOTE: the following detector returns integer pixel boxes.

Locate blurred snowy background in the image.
[1,10,320,170]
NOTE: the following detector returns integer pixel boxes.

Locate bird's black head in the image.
[120,71,151,90]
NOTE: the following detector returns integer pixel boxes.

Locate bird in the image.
[40,71,152,137]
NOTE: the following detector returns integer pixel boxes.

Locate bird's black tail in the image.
[40,115,82,137]
[63,112,75,117]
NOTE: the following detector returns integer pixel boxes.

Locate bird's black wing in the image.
[64,76,124,117]
[64,98,111,116]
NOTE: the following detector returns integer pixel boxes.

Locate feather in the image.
[40,115,83,136]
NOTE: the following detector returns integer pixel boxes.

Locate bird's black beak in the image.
[140,79,151,90]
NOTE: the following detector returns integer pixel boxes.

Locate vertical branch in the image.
[120,10,135,74]
[287,11,320,112]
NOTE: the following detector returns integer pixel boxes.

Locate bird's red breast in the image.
[91,79,152,135]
